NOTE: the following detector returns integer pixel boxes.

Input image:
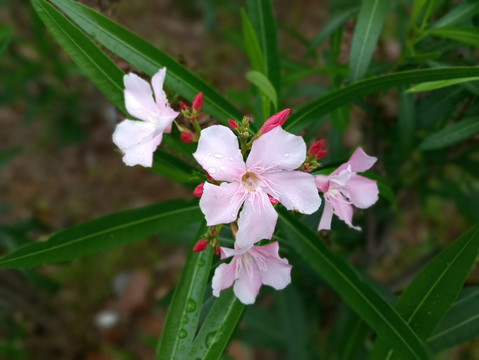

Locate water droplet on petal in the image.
[186,299,197,312]
[214,153,223,158]
[208,167,216,174]
[284,153,289,157]
[219,165,226,171]
[229,157,233,161]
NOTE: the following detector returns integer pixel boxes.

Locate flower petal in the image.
[263,171,321,214]
[246,126,306,172]
[236,191,278,248]
[315,175,330,194]
[151,68,168,109]
[212,261,237,297]
[318,200,334,231]
[193,125,246,182]
[330,196,359,230]
[344,175,379,209]
[123,73,158,122]
[112,119,160,167]
[336,147,377,173]
[200,182,246,226]
[252,242,291,290]
[233,259,262,304]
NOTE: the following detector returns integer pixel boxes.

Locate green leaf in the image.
[246,70,278,111]
[157,222,213,360]
[406,77,479,93]
[278,209,430,360]
[349,0,390,81]
[0,27,12,57]
[431,2,479,29]
[411,0,428,27]
[31,0,125,113]
[370,225,479,359]
[0,199,202,268]
[426,27,479,47]
[151,149,203,186]
[189,288,244,360]
[285,67,479,132]
[398,86,415,154]
[246,0,281,97]
[420,116,479,150]
[49,0,243,123]
[240,8,265,74]
[428,287,479,351]
[305,7,359,58]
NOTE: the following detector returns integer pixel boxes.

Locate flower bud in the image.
[193,92,204,111]
[193,239,209,252]
[193,183,204,198]
[228,119,239,130]
[309,140,327,160]
[268,194,280,205]
[180,132,194,144]
[260,109,291,134]
[180,101,188,111]
[214,247,221,256]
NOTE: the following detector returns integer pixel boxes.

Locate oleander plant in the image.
[2,0,479,359]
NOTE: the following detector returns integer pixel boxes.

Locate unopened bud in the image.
[214,247,221,256]
[303,163,310,170]
[210,228,217,236]
[268,194,280,205]
[180,132,194,144]
[228,119,239,130]
[193,239,209,252]
[309,139,327,159]
[193,183,204,198]
[180,101,188,111]
[260,109,291,134]
[193,92,204,111]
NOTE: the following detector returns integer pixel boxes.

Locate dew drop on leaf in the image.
[186,298,197,312]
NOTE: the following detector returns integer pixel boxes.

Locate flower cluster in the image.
[112,68,379,305]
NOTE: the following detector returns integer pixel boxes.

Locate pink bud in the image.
[180,101,188,111]
[193,92,204,111]
[228,119,239,130]
[180,132,194,144]
[193,239,209,252]
[310,140,327,159]
[214,247,221,256]
[268,194,279,205]
[193,183,204,198]
[303,163,310,170]
[260,109,291,134]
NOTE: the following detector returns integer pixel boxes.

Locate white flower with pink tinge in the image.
[113,68,179,167]
[193,124,321,248]
[212,242,292,304]
[315,147,379,231]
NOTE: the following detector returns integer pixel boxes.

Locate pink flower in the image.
[315,147,379,231]
[260,109,291,134]
[193,125,321,248]
[212,242,291,304]
[112,68,179,167]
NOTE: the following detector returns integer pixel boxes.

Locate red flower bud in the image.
[193,183,204,198]
[228,119,239,130]
[303,163,310,170]
[309,140,327,160]
[210,228,216,236]
[180,101,188,111]
[180,132,194,144]
[268,194,280,205]
[206,172,213,180]
[193,239,209,252]
[214,247,221,256]
[260,109,291,134]
[193,92,204,111]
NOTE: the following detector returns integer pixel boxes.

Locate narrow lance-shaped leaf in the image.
[241,8,265,74]
[246,0,281,97]
[189,288,244,360]
[246,70,278,111]
[285,67,479,132]
[157,222,214,360]
[406,77,479,93]
[370,225,479,360]
[31,0,125,113]
[0,199,203,268]
[420,115,479,151]
[431,2,479,29]
[425,27,479,48]
[49,0,243,123]
[428,287,479,351]
[278,209,430,360]
[349,0,390,81]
